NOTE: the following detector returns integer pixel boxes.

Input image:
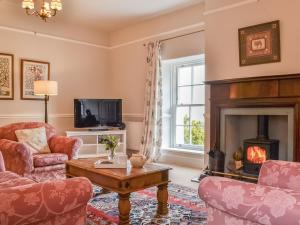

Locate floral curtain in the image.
[140,41,163,162]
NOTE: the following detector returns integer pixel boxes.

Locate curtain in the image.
[140,41,163,162]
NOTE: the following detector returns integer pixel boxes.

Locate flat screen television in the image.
[74,99,122,128]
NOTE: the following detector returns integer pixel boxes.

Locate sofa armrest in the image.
[49,135,83,159]
[0,139,33,175]
[0,177,92,225]
[199,176,300,225]
[258,160,300,190]
[0,151,5,172]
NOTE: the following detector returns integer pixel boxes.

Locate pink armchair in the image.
[0,151,93,225]
[0,150,5,172]
[0,122,82,182]
[199,160,300,225]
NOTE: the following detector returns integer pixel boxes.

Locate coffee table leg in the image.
[118,193,131,225]
[157,183,168,215]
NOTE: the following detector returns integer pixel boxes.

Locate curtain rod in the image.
[143,29,205,46]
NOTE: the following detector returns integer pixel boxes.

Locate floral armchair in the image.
[0,151,93,225]
[0,122,82,182]
[199,160,300,225]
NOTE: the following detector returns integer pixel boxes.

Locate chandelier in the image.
[22,0,62,22]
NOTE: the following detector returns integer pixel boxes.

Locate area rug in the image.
[87,183,207,225]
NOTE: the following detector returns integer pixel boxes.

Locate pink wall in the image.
[0,8,110,134]
[0,1,109,46]
[108,3,205,155]
[203,0,300,165]
[205,0,300,81]
[109,3,205,46]
[0,2,206,153]
[109,3,205,114]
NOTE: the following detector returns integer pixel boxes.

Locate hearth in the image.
[243,115,279,175]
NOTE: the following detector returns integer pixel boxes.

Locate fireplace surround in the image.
[220,107,293,175]
[207,73,300,172]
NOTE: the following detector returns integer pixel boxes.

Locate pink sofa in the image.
[0,151,93,225]
[0,122,82,182]
[199,160,300,225]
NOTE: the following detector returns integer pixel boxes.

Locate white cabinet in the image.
[66,130,126,158]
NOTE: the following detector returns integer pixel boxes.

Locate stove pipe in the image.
[257,115,269,140]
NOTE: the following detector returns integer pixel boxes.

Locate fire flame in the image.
[247,146,267,164]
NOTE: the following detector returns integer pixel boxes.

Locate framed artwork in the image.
[239,20,281,66]
[0,53,14,100]
[21,59,50,100]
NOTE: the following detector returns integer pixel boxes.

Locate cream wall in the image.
[205,0,300,81]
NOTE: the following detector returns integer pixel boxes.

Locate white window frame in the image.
[170,57,205,151]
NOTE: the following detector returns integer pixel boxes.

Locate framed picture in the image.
[0,53,14,100]
[239,20,281,66]
[21,59,50,100]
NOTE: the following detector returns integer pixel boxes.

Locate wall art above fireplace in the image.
[239,20,281,66]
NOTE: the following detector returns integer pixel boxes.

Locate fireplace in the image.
[243,115,279,175]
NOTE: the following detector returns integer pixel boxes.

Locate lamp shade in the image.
[34,80,58,96]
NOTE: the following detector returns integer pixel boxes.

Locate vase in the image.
[108,150,116,161]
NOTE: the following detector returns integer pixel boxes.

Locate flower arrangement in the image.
[99,135,119,159]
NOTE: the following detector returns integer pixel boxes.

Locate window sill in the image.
[162,147,204,155]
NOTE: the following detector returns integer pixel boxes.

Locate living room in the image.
[1,0,300,225]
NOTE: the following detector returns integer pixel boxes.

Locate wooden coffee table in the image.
[66,158,171,225]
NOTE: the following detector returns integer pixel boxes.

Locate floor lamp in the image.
[34,80,58,123]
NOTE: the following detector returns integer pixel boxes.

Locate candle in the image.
[22,0,34,9]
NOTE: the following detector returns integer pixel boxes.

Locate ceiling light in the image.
[22,0,62,22]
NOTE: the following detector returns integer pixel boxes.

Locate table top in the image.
[66,158,171,181]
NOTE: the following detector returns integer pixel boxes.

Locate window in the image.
[161,55,205,152]
[174,62,205,150]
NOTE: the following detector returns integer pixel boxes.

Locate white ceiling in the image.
[3,0,204,31]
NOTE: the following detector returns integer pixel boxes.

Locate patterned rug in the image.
[87,183,207,225]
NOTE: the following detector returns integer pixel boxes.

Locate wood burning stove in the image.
[243,115,279,175]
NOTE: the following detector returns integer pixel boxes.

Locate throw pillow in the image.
[15,127,51,154]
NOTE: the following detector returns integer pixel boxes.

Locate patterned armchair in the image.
[0,151,93,225]
[0,122,82,182]
[199,160,300,225]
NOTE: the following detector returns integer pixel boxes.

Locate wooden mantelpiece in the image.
[207,73,300,162]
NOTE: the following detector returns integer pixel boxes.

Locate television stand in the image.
[89,128,109,131]
[66,130,127,158]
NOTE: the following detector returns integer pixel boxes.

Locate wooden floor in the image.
[157,163,200,189]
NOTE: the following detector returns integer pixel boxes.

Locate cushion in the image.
[33,153,68,167]
[15,127,51,154]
